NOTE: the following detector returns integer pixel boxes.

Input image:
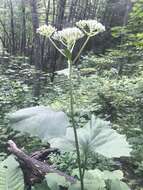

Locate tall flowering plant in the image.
[37,20,105,190]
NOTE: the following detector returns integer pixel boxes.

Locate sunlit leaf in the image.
[110,179,130,190]
[50,116,132,158]
[32,181,50,190]
[0,155,24,190]
[8,106,69,142]
[70,169,105,190]
[45,173,70,190]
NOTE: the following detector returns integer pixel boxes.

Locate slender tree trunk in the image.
[44,0,51,25]
[29,0,41,98]
[0,19,11,52]
[50,0,67,82]
[55,0,67,30]
[83,0,89,19]
[118,0,131,75]
[68,0,78,23]
[21,0,26,55]
[52,0,56,25]
[29,0,41,70]
[41,0,51,71]
[8,0,15,54]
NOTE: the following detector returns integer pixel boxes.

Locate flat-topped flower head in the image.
[37,25,56,38]
[53,27,84,48]
[76,20,105,36]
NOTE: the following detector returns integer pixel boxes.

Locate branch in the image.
[7,140,76,186]
[30,148,60,161]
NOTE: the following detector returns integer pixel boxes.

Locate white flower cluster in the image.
[53,27,84,47]
[37,25,56,38]
[76,20,105,36]
[37,20,105,51]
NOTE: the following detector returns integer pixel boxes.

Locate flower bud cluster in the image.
[37,24,56,38]
[76,20,105,36]
[53,27,84,46]
[37,20,105,48]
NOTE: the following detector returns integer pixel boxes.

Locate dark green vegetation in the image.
[0,0,143,190]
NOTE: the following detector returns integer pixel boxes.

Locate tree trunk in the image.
[8,0,15,54]
[21,0,26,55]
[50,0,67,82]
[41,0,51,71]
[29,0,41,98]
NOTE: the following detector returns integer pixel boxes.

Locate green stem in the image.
[68,59,84,190]
[82,153,88,179]
[49,37,66,57]
[73,36,90,64]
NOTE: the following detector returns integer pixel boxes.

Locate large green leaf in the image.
[0,155,24,190]
[69,179,106,190]
[110,179,130,190]
[44,169,129,190]
[45,173,70,190]
[32,181,50,190]
[70,169,106,190]
[8,106,69,142]
[50,116,131,158]
[70,169,130,190]
[102,170,123,180]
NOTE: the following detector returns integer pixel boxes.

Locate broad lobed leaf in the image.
[8,106,69,142]
[50,116,132,158]
[0,155,24,190]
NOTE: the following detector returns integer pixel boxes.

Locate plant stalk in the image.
[68,59,84,190]
[82,153,88,179]
[73,36,90,64]
[49,37,66,57]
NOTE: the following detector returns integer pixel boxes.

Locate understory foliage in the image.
[0,0,143,190]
